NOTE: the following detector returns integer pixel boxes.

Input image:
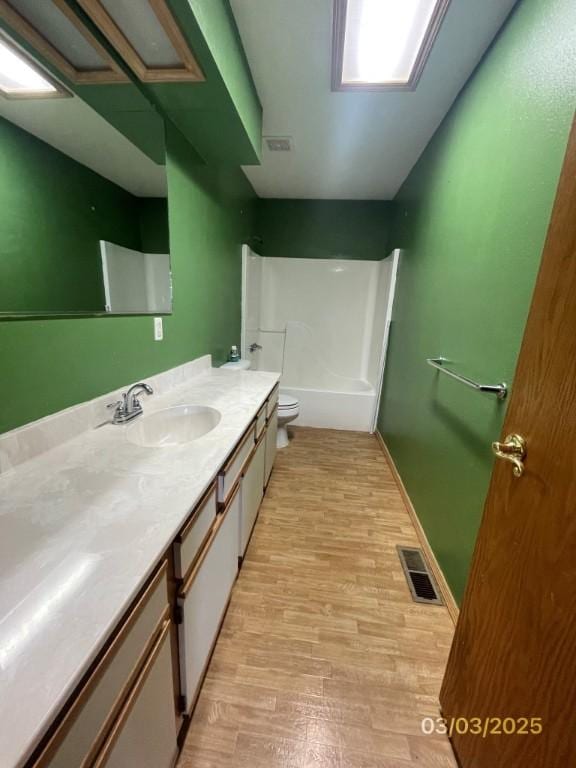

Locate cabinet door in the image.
[94,622,177,768]
[177,489,239,711]
[264,411,278,487]
[240,436,265,557]
[33,565,170,768]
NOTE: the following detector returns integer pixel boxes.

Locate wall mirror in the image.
[0,33,171,318]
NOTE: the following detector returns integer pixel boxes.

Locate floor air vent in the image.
[397,546,443,605]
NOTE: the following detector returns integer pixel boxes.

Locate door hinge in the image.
[174,605,184,625]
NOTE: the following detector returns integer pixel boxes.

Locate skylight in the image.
[0,36,63,98]
[332,0,450,91]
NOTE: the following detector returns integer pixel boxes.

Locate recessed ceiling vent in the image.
[264,136,292,152]
[397,546,443,605]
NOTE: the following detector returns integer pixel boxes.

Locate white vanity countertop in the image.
[0,367,279,768]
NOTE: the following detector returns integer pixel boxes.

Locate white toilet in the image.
[220,358,300,449]
[277,393,300,448]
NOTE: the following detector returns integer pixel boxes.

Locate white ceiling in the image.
[0,95,167,198]
[231,0,518,200]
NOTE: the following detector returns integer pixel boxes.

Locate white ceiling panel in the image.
[231,0,518,199]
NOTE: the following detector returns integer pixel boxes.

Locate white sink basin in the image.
[127,405,221,447]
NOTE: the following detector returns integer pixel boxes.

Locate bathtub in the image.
[281,377,377,432]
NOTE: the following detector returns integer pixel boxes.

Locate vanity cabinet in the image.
[240,433,266,558]
[176,485,240,713]
[93,622,177,768]
[24,382,279,768]
[32,563,175,768]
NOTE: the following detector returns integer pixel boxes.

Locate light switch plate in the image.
[154,317,163,341]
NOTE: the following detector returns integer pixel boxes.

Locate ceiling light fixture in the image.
[332,0,450,91]
[0,34,67,98]
[76,0,204,84]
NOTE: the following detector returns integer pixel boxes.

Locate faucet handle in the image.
[107,384,152,424]
[105,400,127,424]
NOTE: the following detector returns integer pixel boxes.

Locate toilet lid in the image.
[278,394,299,409]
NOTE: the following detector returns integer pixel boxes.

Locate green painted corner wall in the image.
[186,0,262,159]
[161,0,262,165]
[378,0,576,603]
[254,200,395,260]
[0,124,254,435]
[163,123,254,365]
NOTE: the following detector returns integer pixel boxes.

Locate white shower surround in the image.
[242,248,399,431]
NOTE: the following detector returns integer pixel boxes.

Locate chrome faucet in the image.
[249,342,262,353]
[108,382,154,424]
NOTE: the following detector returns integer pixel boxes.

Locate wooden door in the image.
[440,116,576,767]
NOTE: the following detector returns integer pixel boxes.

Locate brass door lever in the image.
[492,434,527,478]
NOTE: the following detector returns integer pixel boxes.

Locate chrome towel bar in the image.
[426,357,507,400]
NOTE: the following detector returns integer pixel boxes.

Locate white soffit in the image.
[0,94,166,197]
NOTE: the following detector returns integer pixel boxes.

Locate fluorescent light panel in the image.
[100,0,181,68]
[0,37,57,95]
[77,0,204,83]
[336,0,448,88]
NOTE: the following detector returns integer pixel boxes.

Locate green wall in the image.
[378,0,576,603]
[139,198,170,254]
[153,0,262,166]
[184,0,262,160]
[0,117,144,314]
[0,124,254,435]
[254,200,394,260]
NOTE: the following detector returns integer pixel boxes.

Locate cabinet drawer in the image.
[93,621,177,768]
[217,424,256,503]
[177,485,240,712]
[174,482,217,580]
[267,385,279,419]
[34,563,169,768]
[255,402,267,439]
[240,434,266,558]
[265,410,278,487]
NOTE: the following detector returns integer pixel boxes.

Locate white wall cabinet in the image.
[177,487,240,712]
[264,410,278,487]
[240,435,266,558]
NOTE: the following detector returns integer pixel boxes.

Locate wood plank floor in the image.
[178,428,457,768]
